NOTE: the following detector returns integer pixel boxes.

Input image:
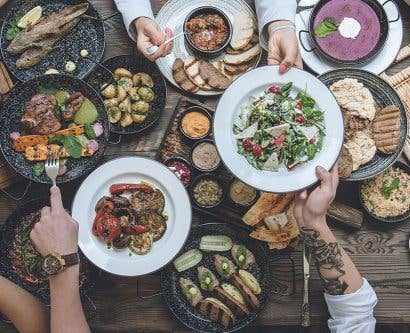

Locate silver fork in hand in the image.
[45,152,60,187]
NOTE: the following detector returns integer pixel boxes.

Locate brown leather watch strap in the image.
[61,253,80,268]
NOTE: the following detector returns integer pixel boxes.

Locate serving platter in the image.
[0,0,105,82]
[0,73,109,185]
[72,156,192,277]
[155,0,261,96]
[213,65,344,193]
[319,68,408,181]
[86,54,167,138]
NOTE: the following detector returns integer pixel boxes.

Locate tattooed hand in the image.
[294,164,339,230]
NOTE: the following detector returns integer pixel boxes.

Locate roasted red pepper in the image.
[124,224,150,235]
[109,183,154,195]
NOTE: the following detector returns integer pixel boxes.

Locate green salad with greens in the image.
[233,82,325,171]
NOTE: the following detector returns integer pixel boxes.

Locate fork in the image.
[45,152,60,187]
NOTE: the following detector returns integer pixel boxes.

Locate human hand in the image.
[267,20,303,74]
[293,164,339,230]
[134,17,173,61]
[30,186,79,257]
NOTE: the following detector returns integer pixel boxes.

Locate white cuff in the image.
[114,0,155,42]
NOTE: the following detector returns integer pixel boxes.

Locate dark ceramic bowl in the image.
[184,6,232,58]
[227,177,259,209]
[319,68,408,181]
[299,0,400,65]
[178,106,212,141]
[86,54,167,138]
[359,161,410,223]
[163,156,193,187]
[0,0,105,82]
[190,138,221,172]
[190,173,224,209]
[0,74,109,185]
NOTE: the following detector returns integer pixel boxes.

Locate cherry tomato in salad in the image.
[295,115,306,123]
[242,138,253,151]
[296,102,303,110]
[271,133,286,147]
[252,144,263,157]
[268,85,280,94]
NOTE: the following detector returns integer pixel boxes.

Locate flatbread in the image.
[344,130,376,170]
[230,12,254,50]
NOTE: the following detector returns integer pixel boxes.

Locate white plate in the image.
[296,0,403,75]
[155,0,261,96]
[72,157,192,276]
[213,66,344,193]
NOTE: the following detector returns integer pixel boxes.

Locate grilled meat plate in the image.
[231,244,255,269]
[7,3,89,55]
[130,189,165,214]
[63,92,84,120]
[15,18,81,69]
[179,277,203,307]
[214,254,237,279]
[198,297,235,327]
[21,93,61,135]
[197,266,219,291]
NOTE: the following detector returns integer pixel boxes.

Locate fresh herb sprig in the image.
[314,17,339,38]
[6,13,22,41]
[381,177,400,198]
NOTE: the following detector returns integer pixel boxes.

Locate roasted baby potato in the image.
[138,87,155,102]
[101,83,117,98]
[117,85,127,101]
[108,107,121,123]
[119,97,132,113]
[117,77,133,92]
[131,112,147,124]
[133,72,154,88]
[120,112,133,127]
[131,100,149,113]
[114,67,133,79]
[128,87,141,102]
[104,97,119,108]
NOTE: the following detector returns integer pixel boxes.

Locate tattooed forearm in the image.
[301,227,348,295]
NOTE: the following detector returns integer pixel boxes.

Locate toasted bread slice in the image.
[198,298,235,327]
[215,287,250,316]
[224,44,261,65]
[224,62,253,75]
[371,105,401,154]
[183,56,213,91]
[172,58,198,93]
[199,60,231,90]
[230,12,254,50]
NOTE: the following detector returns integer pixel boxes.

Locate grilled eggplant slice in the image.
[231,274,260,309]
[179,277,203,307]
[112,234,131,249]
[215,286,250,316]
[231,244,255,269]
[129,233,153,254]
[198,297,235,327]
[130,189,165,214]
[197,266,219,291]
[139,211,166,241]
[214,255,237,279]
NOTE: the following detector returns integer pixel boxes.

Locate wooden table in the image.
[1,1,410,332]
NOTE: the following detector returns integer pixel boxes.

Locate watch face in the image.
[42,255,62,275]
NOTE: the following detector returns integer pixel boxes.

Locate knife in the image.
[301,244,311,327]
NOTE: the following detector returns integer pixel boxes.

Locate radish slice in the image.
[58,165,67,176]
[92,123,104,138]
[10,132,21,140]
[88,140,99,152]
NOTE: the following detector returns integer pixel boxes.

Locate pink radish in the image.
[10,132,21,140]
[88,140,99,152]
[92,123,104,137]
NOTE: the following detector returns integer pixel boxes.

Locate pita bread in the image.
[344,130,376,170]
[183,56,212,90]
[230,12,254,50]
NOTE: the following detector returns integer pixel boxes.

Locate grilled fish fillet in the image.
[7,3,89,54]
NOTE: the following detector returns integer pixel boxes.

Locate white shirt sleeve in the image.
[254,0,297,50]
[113,0,155,41]
[325,278,378,333]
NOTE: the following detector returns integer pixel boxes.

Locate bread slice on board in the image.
[230,12,255,50]
[224,44,261,65]
[199,60,231,90]
[172,58,198,93]
[183,56,212,91]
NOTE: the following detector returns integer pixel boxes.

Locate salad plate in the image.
[213,65,344,193]
[72,156,192,276]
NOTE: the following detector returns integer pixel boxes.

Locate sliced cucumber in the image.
[199,235,233,252]
[74,98,98,125]
[173,249,202,272]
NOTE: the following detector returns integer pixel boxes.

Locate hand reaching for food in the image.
[134,17,173,61]
[293,164,339,230]
[30,186,79,257]
[267,20,303,74]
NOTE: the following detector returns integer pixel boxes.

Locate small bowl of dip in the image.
[190,173,224,208]
[190,139,221,172]
[164,157,193,187]
[228,178,258,208]
[179,107,212,140]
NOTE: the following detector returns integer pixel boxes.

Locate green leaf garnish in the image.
[6,13,22,41]
[33,162,44,176]
[381,177,400,198]
[314,17,339,38]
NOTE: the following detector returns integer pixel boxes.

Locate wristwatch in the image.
[41,252,80,276]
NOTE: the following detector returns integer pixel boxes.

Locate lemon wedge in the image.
[18,6,42,29]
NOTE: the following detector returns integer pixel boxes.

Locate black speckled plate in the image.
[359,161,410,223]
[319,68,408,181]
[86,54,167,136]
[160,223,271,333]
[0,74,109,184]
[0,198,93,305]
[0,0,105,82]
